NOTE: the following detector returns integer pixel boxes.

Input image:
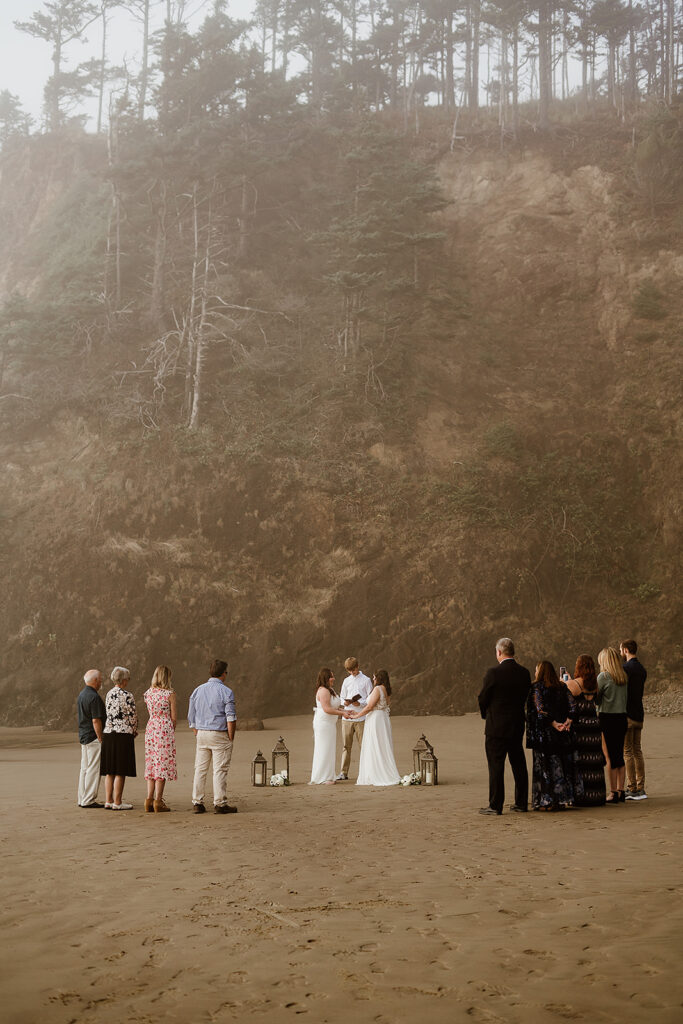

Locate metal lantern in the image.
[271,736,290,780]
[251,750,268,787]
[420,749,438,786]
[412,734,433,774]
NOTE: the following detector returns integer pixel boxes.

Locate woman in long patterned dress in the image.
[143,665,178,812]
[100,666,138,810]
[565,654,606,806]
[526,661,575,811]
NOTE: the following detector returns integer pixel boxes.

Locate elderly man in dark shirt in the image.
[77,669,105,807]
[621,640,648,800]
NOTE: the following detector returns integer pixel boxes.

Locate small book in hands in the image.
[344,694,362,705]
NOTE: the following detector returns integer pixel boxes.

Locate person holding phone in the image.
[335,657,373,780]
[526,661,575,811]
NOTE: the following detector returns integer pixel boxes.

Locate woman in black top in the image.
[565,655,606,806]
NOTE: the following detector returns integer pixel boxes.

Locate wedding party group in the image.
[75,637,648,815]
[478,637,648,814]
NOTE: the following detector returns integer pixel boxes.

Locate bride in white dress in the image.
[310,668,347,784]
[348,670,400,786]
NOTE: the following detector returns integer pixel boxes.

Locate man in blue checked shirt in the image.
[188,659,238,814]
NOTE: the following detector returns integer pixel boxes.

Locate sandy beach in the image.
[1,712,682,1024]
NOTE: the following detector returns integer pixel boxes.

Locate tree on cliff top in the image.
[15,0,101,130]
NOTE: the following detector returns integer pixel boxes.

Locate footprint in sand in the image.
[466,1005,506,1022]
[228,970,248,984]
[544,1003,584,1019]
[48,991,80,1005]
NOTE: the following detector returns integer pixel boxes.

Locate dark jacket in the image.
[478,658,532,738]
[624,657,647,722]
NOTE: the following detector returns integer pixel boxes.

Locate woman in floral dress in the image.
[143,665,177,812]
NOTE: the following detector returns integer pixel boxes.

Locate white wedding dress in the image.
[310,695,341,784]
[356,688,400,786]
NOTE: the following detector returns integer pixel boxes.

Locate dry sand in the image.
[1,713,682,1024]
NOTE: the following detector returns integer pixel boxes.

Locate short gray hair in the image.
[496,637,515,657]
[83,669,101,685]
[110,665,131,684]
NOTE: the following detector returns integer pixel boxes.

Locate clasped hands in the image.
[551,718,572,732]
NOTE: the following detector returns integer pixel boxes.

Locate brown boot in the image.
[144,798,154,813]
[154,799,170,813]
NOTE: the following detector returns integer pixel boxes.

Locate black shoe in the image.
[80,802,105,808]
[214,804,238,814]
[479,807,502,816]
[193,803,206,814]
[509,804,527,812]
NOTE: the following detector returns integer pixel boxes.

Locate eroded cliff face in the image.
[0,139,680,727]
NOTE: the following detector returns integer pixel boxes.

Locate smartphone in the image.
[559,665,568,680]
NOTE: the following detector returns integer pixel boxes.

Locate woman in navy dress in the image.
[526,661,575,811]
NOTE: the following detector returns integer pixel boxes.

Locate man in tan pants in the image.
[336,657,373,780]
[188,659,237,814]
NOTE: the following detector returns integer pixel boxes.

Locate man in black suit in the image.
[478,637,531,815]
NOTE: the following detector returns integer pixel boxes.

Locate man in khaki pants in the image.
[188,659,237,814]
[621,640,648,800]
[77,669,105,807]
[336,657,373,780]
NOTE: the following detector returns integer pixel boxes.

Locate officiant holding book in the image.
[336,657,373,781]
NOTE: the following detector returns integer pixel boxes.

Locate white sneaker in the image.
[112,802,133,810]
[335,772,348,781]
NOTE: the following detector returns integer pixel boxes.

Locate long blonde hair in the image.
[597,647,627,685]
[150,665,173,690]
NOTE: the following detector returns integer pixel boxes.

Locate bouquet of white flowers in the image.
[399,772,422,787]
[270,769,290,787]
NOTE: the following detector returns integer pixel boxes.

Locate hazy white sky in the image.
[0,0,254,125]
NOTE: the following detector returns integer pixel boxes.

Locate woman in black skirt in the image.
[101,666,138,810]
[596,647,628,803]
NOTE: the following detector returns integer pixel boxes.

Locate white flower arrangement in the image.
[400,772,422,787]
[270,769,290,787]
